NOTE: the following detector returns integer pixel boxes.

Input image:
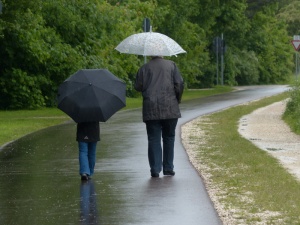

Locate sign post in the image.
[291,35,300,79]
[220,33,224,86]
[213,34,226,85]
[213,37,221,85]
[143,18,150,64]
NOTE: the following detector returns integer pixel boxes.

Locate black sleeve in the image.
[134,68,143,92]
[173,64,184,103]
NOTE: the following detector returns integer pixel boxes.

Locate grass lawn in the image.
[0,86,233,147]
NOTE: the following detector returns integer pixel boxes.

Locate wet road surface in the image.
[0,85,288,225]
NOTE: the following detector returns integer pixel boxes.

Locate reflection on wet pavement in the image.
[80,180,98,225]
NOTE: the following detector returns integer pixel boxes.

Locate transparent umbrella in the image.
[115,31,186,57]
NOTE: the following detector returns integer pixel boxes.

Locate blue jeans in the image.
[145,119,178,174]
[78,142,97,176]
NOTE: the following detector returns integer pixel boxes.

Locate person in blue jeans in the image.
[76,122,100,181]
[134,56,184,178]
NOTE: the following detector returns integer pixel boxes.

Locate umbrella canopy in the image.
[57,69,126,123]
[115,32,186,57]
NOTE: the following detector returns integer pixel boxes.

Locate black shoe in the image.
[81,174,89,181]
[163,170,175,176]
[151,172,159,178]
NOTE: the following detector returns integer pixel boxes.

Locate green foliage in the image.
[155,0,211,88]
[0,7,85,109]
[277,1,300,35]
[0,69,45,109]
[173,21,210,88]
[283,80,300,133]
[246,6,293,84]
[227,48,260,85]
[214,0,250,43]
[0,0,297,109]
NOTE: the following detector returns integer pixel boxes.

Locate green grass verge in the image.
[0,108,68,147]
[0,86,233,147]
[187,92,300,224]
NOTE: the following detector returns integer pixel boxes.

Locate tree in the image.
[0,0,157,108]
[211,0,251,85]
[0,0,296,108]
[153,0,212,87]
[277,1,300,36]
[247,6,293,83]
[0,7,84,108]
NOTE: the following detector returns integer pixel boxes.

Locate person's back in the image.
[134,56,183,122]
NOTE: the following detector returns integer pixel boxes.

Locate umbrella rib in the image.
[160,35,183,56]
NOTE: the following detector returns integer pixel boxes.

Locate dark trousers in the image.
[145,118,178,174]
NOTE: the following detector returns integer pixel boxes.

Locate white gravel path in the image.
[238,99,300,181]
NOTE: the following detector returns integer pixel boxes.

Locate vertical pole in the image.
[293,35,300,80]
[296,52,299,80]
[295,52,298,80]
[221,33,224,86]
[143,20,147,64]
[216,39,219,85]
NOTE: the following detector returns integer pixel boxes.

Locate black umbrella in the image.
[57,69,126,123]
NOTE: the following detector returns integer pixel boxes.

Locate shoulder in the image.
[161,58,176,66]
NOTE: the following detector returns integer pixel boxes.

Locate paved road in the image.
[0,85,288,225]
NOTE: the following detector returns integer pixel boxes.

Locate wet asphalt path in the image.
[0,85,288,225]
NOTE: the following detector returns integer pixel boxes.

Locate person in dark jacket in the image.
[134,56,184,178]
[76,122,100,181]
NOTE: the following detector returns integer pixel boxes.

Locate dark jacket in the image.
[76,122,100,142]
[134,57,184,122]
